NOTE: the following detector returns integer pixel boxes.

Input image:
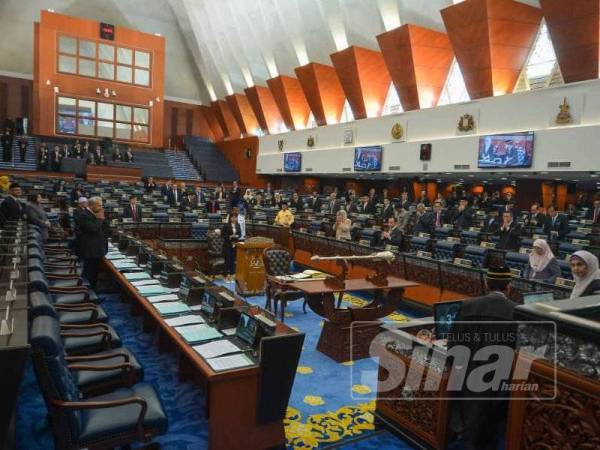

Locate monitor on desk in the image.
[522,291,554,305]
[434,301,462,340]
[201,291,216,320]
[236,313,259,346]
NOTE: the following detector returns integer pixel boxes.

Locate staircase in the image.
[164,149,202,181]
[184,136,239,183]
[0,135,38,171]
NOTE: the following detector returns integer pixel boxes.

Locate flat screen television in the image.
[284,152,302,172]
[354,146,383,171]
[478,132,534,168]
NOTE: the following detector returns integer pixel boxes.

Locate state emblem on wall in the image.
[457,113,475,132]
[307,135,315,147]
[391,123,404,140]
[277,139,285,151]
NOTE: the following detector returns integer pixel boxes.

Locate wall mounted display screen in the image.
[284,152,302,172]
[354,146,383,171]
[478,132,534,168]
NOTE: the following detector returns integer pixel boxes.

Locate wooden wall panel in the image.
[244,85,284,135]
[176,107,187,136]
[377,24,454,111]
[0,75,34,124]
[441,0,542,99]
[212,100,241,139]
[216,136,267,187]
[201,105,224,142]
[193,108,215,141]
[34,10,165,147]
[295,63,346,126]
[267,75,311,131]
[330,46,391,119]
[540,0,600,82]
[226,93,259,136]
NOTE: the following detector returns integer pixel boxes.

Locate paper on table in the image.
[153,302,192,316]
[193,340,242,359]
[175,324,222,343]
[123,272,151,281]
[131,279,161,287]
[207,353,255,371]
[221,328,236,336]
[138,285,171,296]
[164,315,205,327]
[146,294,179,303]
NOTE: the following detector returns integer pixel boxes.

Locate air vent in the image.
[454,164,470,170]
[548,161,571,168]
[388,165,400,171]
[305,168,313,172]
[342,168,351,172]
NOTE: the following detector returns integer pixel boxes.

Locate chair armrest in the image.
[55,305,98,322]
[60,329,111,346]
[51,396,147,441]
[47,274,81,281]
[66,351,130,363]
[49,288,89,300]
[61,323,110,330]
[68,362,135,372]
[54,303,97,310]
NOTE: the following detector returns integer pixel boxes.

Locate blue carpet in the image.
[16,284,460,450]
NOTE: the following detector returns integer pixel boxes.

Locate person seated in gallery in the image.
[525,239,561,283]
[37,142,49,170]
[51,145,62,172]
[274,202,294,227]
[124,147,134,163]
[112,147,123,161]
[61,143,70,158]
[73,140,83,159]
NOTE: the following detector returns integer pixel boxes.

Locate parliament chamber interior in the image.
[2,1,600,449]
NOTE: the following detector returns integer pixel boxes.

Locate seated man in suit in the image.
[124,147,134,163]
[0,182,25,224]
[453,199,473,231]
[112,147,123,161]
[123,195,143,222]
[381,198,395,221]
[412,203,434,235]
[496,211,522,251]
[145,176,157,193]
[380,216,403,247]
[586,199,600,225]
[544,206,570,240]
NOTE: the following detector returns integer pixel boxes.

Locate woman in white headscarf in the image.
[569,251,600,299]
[526,239,560,283]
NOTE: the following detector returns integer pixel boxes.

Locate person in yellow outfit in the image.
[275,202,294,227]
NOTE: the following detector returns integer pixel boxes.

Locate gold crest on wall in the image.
[457,113,475,132]
[307,135,315,147]
[391,123,404,140]
[555,97,572,125]
[277,139,285,151]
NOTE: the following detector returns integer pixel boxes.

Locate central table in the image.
[269,275,418,362]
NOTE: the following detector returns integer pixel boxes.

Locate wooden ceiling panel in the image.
[295,62,346,126]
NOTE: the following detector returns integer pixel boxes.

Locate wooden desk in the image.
[103,260,299,450]
[86,165,142,183]
[235,238,273,296]
[273,275,417,362]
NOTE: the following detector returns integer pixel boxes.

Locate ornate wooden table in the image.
[270,276,418,362]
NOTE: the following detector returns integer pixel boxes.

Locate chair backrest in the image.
[191,223,209,240]
[410,236,431,253]
[460,230,480,245]
[558,260,572,279]
[464,245,489,268]
[28,270,50,293]
[558,242,583,258]
[435,241,458,260]
[263,246,292,276]
[30,316,82,440]
[207,230,224,255]
[505,252,530,273]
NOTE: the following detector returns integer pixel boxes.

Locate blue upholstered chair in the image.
[505,252,530,276]
[558,260,573,279]
[191,223,209,240]
[360,228,379,247]
[434,227,451,240]
[30,291,108,325]
[464,245,489,268]
[558,242,583,259]
[30,316,164,448]
[520,238,534,249]
[460,230,480,245]
[183,212,199,223]
[435,241,458,261]
[152,212,169,223]
[410,236,431,253]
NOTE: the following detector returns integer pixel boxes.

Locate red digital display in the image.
[100,23,115,40]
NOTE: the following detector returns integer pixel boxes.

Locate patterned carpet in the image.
[16,282,442,450]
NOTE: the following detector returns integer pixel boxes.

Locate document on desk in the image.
[146,294,179,303]
[131,279,161,287]
[165,314,205,327]
[112,262,139,270]
[153,302,192,316]
[124,272,152,281]
[193,340,241,359]
[207,353,255,371]
[106,253,127,260]
[175,324,222,344]
[138,285,171,296]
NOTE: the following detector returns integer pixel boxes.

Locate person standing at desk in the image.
[0,182,25,224]
[275,202,294,227]
[222,214,241,282]
[123,195,143,222]
[496,211,522,251]
[448,267,517,450]
[569,251,600,298]
[26,193,51,242]
[544,206,570,240]
[76,196,109,289]
[525,239,560,283]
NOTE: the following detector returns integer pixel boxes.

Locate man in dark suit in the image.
[205,195,220,214]
[448,267,517,450]
[0,183,25,224]
[327,192,341,214]
[307,192,322,212]
[72,197,87,256]
[123,195,143,222]
[527,203,548,228]
[412,203,434,235]
[453,199,473,231]
[168,183,182,206]
[180,192,198,212]
[483,209,501,233]
[161,180,172,199]
[586,199,600,225]
[289,192,303,211]
[222,213,241,280]
[112,148,123,161]
[381,198,395,221]
[380,217,403,247]
[360,195,376,215]
[399,192,411,210]
[51,146,62,172]
[76,196,109,289]
[496,211,522,251]
[432,201,446,229]
[544,206,570,240]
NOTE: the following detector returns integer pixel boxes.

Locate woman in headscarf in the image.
[569,251,600,299]
[526,239,560,283]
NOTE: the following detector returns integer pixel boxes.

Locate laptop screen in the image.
[201,292,215,317]
[434,301,462,340]
[236,313,258,345]
[522,291,554,305]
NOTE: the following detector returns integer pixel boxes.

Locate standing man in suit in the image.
[381,198,395,221]
[381,216,403,247]
[448,267,517,450]
[586,199,600,225]
[453,199,473,231]
[483,209,501,233]
[0,183,25,224]
[161,180,172,200]
[124,147,134,163]
[123,195,142,222]
[328,192,341,214]
[51,145,62,172]
[432,201,446,229]
[544,206,570,240]
[168,183,182,207]
[205,195,220,214]
[360,195,376,215]
[496,211,522,251]
[399,192,411,210]
[72,197,87,256]
[412,203,434,235]
[307,192,321,212]
[76,196,109,289]
[222,213,241,282]
[289,192,303,212]
[527,203,548,228]
[180,192,198,212]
